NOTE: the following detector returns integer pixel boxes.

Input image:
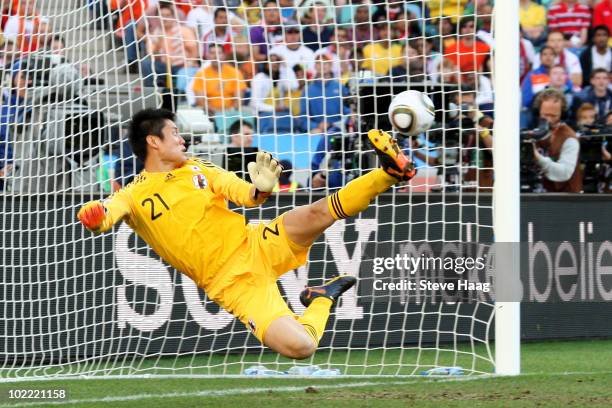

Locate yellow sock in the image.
[297,297,333,345]
[327,168,397,220]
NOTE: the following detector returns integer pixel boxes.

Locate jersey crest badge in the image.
[190,165,200,172]
[192,174,208,189]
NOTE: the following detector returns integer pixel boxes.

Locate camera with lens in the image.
[519,119,550,192]
[19,54,59,86]
[428,90,479,149]
[327,126,360,182]
[14,53,83,105]
[427,95,489,190]
[576,123,611,193]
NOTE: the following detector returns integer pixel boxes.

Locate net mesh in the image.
[0,0,498,379]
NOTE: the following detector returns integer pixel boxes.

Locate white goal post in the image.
[0,0,520,380]
[492,0,521,376]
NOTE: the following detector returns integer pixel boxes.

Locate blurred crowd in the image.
[518,0,611,193]
[0,0,610,193]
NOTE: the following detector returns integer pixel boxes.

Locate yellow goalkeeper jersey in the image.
[97,158,257,289]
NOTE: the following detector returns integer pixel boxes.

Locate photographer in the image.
[531,89,582,193]
[419,88,494,190]
[310,127,348,189]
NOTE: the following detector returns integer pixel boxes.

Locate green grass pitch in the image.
[1,339,611,407]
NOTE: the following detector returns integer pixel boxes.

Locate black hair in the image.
[458,16,475,31]
[214,7,228,19]
[373,20,389,31]
[45,34,65,51]
[128,108,175,162]
[159,1,174,11]
[228,120,252,136]
[48,34,65,45]
[592,25,610,38]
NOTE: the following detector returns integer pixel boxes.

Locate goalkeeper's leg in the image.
[281,129,415,248]
[264,129,415,358]
[264,275,356,359]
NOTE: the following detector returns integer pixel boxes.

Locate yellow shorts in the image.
[208,214,311,343]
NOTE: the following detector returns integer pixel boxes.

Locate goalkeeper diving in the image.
[78,109,416,359]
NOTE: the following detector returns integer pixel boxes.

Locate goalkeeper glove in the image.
[247,151,283,199]
[77,201,107,232]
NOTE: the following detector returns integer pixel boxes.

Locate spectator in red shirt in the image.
[443,17,490,73]
[593,0,612,44]
[3,0,47,52]
[200,7,234,59]
[174,0,192,17]
[1,1,12,31]
[534,30,584,89]
[547,0,592,47]
[110,0,149,64]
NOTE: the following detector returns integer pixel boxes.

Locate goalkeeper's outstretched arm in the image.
[205,151,282,207]
[248,151,282,200]
[77,189,132,234]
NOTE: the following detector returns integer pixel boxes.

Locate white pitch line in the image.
[0,378,479,408]
[1,370,611,407]
[0,373,489,383]
[2,369,611,384]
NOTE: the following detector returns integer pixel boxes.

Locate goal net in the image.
[0,0,517,380]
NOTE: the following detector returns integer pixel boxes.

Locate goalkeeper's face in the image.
[156,120,187,165]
